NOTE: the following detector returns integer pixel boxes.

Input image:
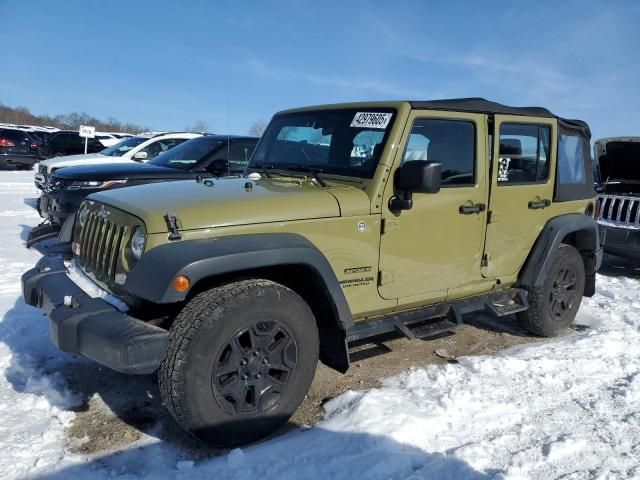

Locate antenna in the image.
[226,77,231,177]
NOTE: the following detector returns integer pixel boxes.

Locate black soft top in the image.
[409,98,590,138]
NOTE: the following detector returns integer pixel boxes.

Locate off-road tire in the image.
[518,244,585,337]
[159,279,319,447]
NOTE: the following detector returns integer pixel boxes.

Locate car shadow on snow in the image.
[36,426,497,480]
[1,299,497,480]
[598,254,640,279]
[23,195,39,210]
[1,294,510,479]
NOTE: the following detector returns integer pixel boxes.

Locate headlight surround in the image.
[130,226,146,260]
[68,180,127,190]
[78,206,89,227]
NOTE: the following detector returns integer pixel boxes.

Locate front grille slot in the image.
[78,210,127,282]
[598,195,640,229]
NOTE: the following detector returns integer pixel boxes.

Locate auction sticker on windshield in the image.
[350,112,393,129]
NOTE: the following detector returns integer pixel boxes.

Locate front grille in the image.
[78,210,127,283]
[598,195,640,229]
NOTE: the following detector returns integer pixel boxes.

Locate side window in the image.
[141,139,181,159]
[557,133,586,185]
[498,124,551,184]
[402,119,475,186]
[227,143,256,168]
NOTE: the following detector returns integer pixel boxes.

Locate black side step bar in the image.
[346,288,528,343]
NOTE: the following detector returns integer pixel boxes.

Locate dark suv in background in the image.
[44,131,105,158]
[27,134,258,246]
[0,128,43,169]
[595,137,640,258]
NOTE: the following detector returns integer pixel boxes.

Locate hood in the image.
[54,162,195,181]
[596,138,640,184]
[90,176,370,233]
[40,153,107,167]
[45,156,137,172]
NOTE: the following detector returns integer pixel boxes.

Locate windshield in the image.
[150,136,224,170]
[100,136,147,157]
[249,108,396,179]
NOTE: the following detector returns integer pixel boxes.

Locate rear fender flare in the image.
[518,214,602,290]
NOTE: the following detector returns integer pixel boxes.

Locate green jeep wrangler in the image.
[22,98,601,446]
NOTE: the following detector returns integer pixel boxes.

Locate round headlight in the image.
[131,226,146,260]
[78,207,89,227]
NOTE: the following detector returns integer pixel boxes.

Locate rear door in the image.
[482,115,557,278]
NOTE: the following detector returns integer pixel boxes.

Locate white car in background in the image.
[35,132,201,190]
[94,132,121,147]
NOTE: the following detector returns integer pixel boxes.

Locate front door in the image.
[378,110,488,301]
[481,115,557,279]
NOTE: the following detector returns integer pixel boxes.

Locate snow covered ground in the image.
[1,170,640,479]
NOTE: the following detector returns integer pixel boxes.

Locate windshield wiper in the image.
[281,165,327,187]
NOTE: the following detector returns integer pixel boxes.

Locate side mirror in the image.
[133,151,148,161]
[389,161,441,211]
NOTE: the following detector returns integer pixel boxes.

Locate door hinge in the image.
[481,254,489,267]
[487,210,493,224]
[378,270,395,286]
[381,218,400,234]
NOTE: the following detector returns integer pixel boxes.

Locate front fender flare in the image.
[124,233,353,330]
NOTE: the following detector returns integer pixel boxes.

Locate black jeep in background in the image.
[595,137,640,259]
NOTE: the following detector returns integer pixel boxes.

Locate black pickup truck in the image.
[594,137,640,259]
[29,134,258,246]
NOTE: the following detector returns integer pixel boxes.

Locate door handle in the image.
[528,198,551,209]
[459,203,486,215]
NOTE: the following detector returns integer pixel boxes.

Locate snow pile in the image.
[0,171,639,479]
[0,174,82,478]
[65,259,129,312]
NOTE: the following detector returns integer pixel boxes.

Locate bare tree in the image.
[0,101,149,133]
[248,119,268,137]
[185,120,209,133]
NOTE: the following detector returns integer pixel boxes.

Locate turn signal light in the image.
[173,275,190,292]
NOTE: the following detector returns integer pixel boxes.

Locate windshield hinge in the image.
[164,212,182,241]
[481,254,489,267]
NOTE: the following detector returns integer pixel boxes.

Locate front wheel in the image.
[159,279,319,447]
[518,244,585,337]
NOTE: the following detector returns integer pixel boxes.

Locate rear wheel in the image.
[159,279,319,446]
[518,244,585,336]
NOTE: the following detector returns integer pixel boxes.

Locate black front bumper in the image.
[22,255,168,374]
[598,224,640,259]
[40,190,83,225]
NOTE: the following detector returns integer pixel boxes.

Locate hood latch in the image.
[164,212,182,241]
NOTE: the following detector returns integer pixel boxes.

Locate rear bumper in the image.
[0,153,39,167]
[598,223,640,259]
[21,255,168,374]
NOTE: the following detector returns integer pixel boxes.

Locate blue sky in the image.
[1,0,639,140]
